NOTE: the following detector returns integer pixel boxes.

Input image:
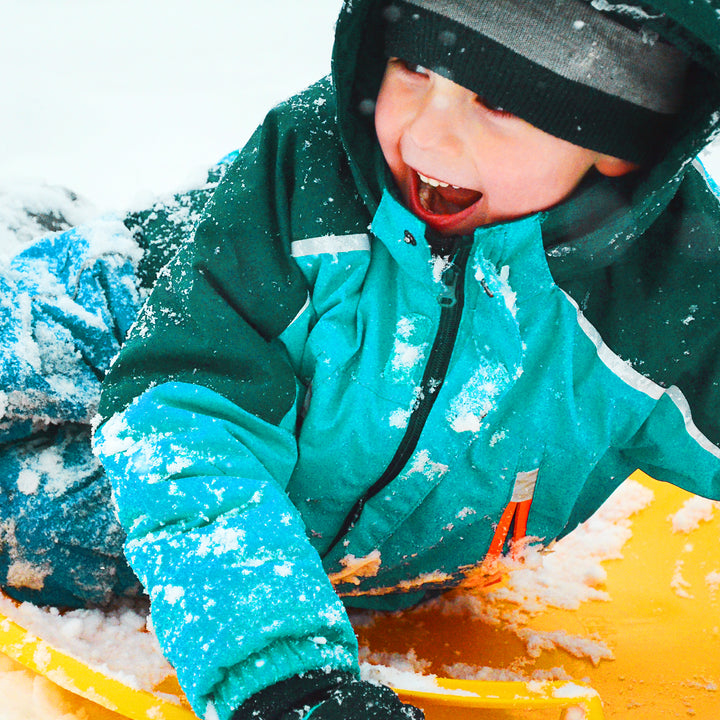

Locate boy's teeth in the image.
[418,171,458,189]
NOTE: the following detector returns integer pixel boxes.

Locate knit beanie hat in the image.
[383,0,690,163]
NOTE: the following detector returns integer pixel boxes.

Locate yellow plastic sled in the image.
[0,471,717,719]
[355,471,720,719]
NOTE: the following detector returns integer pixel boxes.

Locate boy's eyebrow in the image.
[397,0,688,114]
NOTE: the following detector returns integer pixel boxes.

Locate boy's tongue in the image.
[414,173,482,217]
[419,182,482,215]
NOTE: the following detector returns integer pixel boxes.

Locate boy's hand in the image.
[232,671,424,720]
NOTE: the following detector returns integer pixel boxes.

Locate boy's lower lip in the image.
[408,171,483,232]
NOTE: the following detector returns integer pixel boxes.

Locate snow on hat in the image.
[383,0,689,163]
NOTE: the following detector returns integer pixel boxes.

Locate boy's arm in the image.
[94,380,362,720]
[94,100,418,719]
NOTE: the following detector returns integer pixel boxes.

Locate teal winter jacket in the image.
[94,1,720,719]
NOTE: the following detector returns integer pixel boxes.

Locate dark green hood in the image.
[330,0,720,261]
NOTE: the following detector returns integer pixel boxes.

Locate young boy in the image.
[4,0,720,718]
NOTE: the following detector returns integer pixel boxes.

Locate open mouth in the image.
[408,170,483,231]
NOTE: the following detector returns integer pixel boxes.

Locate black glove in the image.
[232,670,424,720]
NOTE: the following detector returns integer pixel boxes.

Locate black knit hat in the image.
[383,0,690,163]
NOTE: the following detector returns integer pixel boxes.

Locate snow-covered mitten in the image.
[232,671,424,720]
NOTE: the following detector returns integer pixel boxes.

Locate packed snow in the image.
[1,1,720,719]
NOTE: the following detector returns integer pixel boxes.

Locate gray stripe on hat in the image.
[401,0,688,113]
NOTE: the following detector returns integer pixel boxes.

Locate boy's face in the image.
[375,59,636,236]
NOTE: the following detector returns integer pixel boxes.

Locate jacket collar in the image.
[371,188,555,295]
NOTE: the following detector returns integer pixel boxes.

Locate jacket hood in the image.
[330,0,720,268]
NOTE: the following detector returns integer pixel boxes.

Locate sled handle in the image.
[395,678,604,719]
[0,609,197,720]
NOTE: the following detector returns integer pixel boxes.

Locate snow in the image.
[0,0,339,214]
[355,480,654,685]
[668,494,719,533]
[359,653,480,697]
[1,1,720,718]
[0,594,173,693]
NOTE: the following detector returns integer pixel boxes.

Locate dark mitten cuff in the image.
[232,671,355,720]
[232,672,424,720]
[305,678,424,720]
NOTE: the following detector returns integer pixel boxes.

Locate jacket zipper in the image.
[322,240,472,558]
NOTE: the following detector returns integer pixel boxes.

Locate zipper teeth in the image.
[322,244,471,558]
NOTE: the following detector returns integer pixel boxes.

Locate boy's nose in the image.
[405,84,464,155]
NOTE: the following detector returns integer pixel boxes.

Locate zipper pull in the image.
[438,259,459,307]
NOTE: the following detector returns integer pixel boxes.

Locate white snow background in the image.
[1,0,718,213]
[0,1,719,718]
[0,0,341,213]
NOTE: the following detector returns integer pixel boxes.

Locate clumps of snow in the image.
[685,677,719,692]
[16,444,94,499]
[681,304,698,325]
[396,571,453,592]
[443,661,573,683]
[0,594,174,692]
[196,524,246,558]
[5,559,53,593]
[589,0,661,21]
[706,571,720,591]
[517,628,613,666]
[158,586,185,606]
[407,449,449,482]
[358,479,652,685]
[446,362,513,433]
[0,184,96,264]
[328,550,382,587]
[670,560,694,599]
[359,650,598,717]
[389,408,411,429]
[0,520,52,592]
[359,649,477,696]
[563,707,588,720]
[388,385,426,430]
[360,647,431,675]
[531,680,597,700]
[492,479,654,612]
[430,255,452,284]
[75,217,144,265]
[388,317,428,381]
[668,495,719,533]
